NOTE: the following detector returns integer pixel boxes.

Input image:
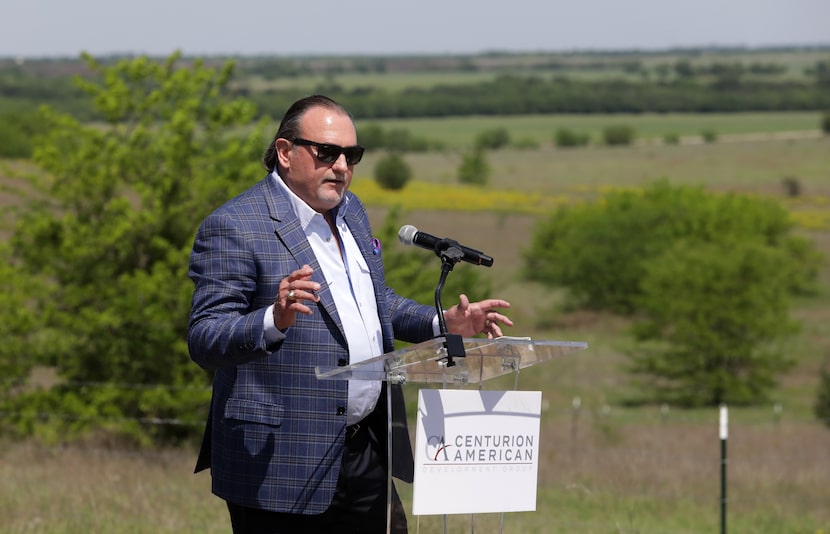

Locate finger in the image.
[456,293,470,312]
[480,299,511,311]
[488,313,514,328]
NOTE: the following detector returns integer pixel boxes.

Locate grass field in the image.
[1,112,829,533]
[358,111,825,148]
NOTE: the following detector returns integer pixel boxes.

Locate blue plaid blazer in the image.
[187,175,435,514]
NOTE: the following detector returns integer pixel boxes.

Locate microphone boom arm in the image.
[434,245,466,367]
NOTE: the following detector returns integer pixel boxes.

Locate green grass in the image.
[358,111,825,148]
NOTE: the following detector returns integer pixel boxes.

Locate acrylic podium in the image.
[316,333,588,533]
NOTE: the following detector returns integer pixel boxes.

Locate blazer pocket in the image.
[223,398,284,427]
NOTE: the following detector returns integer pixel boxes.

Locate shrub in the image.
[663,132,680,145]
[630,239,798,406]
[474,127,511,150]
[602,124,635,146]
[0,111,48,158]
[374,152,412,190]
[523,179,822,314]
[357,123,438,152]
[822,111,830,135]
[457,147,490,186]
[701,129,718,143]
[555,128,590,148]
[524,180,823,408]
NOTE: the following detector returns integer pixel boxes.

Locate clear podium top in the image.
[315,336,587,385]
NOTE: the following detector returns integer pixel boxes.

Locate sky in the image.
[1,0,828,58]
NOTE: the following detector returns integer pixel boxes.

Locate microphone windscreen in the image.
[398,225,418,246]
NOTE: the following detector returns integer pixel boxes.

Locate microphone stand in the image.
[433,242,466,367]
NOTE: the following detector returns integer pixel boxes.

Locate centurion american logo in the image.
[412,390,542,515]
[424,432,535,467]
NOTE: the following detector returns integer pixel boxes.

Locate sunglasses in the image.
[292,138,365,166]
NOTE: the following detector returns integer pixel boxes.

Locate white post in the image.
[719,405,728,534]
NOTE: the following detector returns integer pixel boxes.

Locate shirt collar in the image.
[271,171,347,230]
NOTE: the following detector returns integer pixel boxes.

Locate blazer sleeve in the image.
[188,209,273,370]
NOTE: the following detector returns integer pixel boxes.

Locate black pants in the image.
[227,422,408,534]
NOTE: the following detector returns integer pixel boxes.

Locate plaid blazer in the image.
[187,175,435,514]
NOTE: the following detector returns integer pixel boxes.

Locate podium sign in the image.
[412,389,542,515]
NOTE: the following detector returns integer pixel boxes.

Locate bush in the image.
[523,179,822,314]
[602,124,635,146]
[701,129,718,143]
[374,152,412,190]
[474,127,511,150]
[821,111,830,135]
[357,123,438,152]
[555,128,590,148]
[0,110,48,158]
[457,147,490,186]
[523,180,822,407]
[630,239,798,406]
[663,132,680,145]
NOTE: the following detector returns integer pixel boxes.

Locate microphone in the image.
[398,225,494,267]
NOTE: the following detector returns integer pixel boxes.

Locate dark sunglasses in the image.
[292,138,365,166]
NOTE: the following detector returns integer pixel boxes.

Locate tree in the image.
[474,127,511,150]
[554,127,590,148]
[602,124,635,146]
[522,181,823,407]
[629,240,798,406]
[523,180,822,314]
[457,147,490,186]
[374,152,412,190]
[0,52,269,445]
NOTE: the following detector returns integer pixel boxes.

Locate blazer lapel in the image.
[262,177,345,339]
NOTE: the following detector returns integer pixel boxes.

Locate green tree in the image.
[629,240,798,406]
[1,51,269,445]
[821,111,830,135]
[474,127,511,150]
[523,180,821,314]
[522,180,822,407]
[602,124,636,146]
[554,127,590,148]
[374,152,413,190]
[457,147,490,186]
[0,110,48,158]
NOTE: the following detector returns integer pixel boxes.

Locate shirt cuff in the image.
[432,313,441,337]
[263,304,287,347]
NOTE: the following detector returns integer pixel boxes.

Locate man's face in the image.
[276,106,359,213]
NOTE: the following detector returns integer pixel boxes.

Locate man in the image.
[188,94,511,533]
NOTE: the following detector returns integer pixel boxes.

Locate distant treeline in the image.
[1,48,829,121]
[245,76,830,120]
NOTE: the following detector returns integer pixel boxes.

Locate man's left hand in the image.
[444,294,513,339]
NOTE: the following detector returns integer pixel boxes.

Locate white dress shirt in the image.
[264,172,383,425]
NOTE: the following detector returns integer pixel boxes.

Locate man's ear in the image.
[275,138,293,169]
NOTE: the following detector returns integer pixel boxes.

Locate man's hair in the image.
[262,94,354,172]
